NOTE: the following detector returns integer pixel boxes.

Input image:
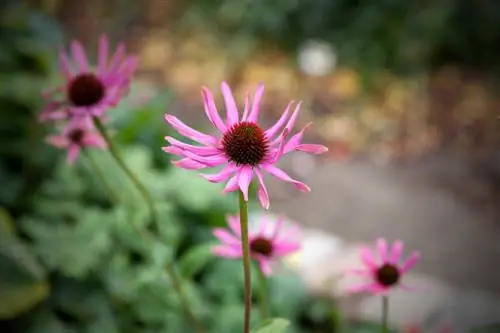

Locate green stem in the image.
[83,149,120,204]
[256,263,268,322]
[92,117,203,333]
[238,190,252,333]
[381,295,389,333]
[92,117,158,227]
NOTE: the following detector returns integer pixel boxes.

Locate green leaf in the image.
[0,207,14,234]
[0,281,49,319]
[251,318,291,333]
[178,243,215,279]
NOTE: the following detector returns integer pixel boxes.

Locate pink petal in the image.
[223,175,239,193]
[284,101,302,132]
[201,164,237,183]
[183,150,227,167]
[82,133,107,149]
[344,268,371,276]
[172,158,207,170]
[272,216,285,240]
[201,87,227,132]
[98,34,109,73]
[400,252,420,274]
[258,258,273,276]
[283,122,311,154]
[227,215,241,236]
[212,245,242,258]
[162,146,184,156]
[376,238,388,262]
[265,100,294,139]
[261,164,310,192]
[107,43,125,74]
[165,136,219,156]
[247,84,265,123]
[67,145,81,164]
[241,92,251,121]
[71,41,88,72]
[220,82,239,127]
[213,228,241,246]
[277,225,300,241]
[255,168,270,210]
[269,129,289,164]
[390,240,404,264]
[59,51,72,79]
[46,135,69,148]
[295,144,328,155]
[273,242,300,256]
[359,246,377,269]
[345,282,377,294]
[237,166,253,201]
[164,114,217,145]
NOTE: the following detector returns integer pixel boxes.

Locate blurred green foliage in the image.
[181,0,500,76]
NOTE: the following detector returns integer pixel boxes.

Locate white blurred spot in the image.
[298,40,337,77]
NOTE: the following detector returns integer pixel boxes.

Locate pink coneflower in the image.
[212,214,301,275]
[39,35,138,122]
[345,238,420,295]
[162,82,328,209]
[46,118,107,164]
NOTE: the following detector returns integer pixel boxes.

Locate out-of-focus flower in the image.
[297,40,337,77]
[162,82,328,209]
[344,238,420,295]
[39,34,138,122]
[45,118,106,164]
[212,214,301,275]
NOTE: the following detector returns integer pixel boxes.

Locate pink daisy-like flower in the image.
[212,214,301,275]
[345,238,421,295]
[162,82,328,209]
[46,118,107,164]
[39,34,138,122]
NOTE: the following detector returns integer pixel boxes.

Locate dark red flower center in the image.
[68,129,84,143]
[67,73,105,107]
[221,122,269,166]
[375,263,400,287]
[250,237,273,257]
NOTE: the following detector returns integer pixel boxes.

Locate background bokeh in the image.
[2,0,500,332]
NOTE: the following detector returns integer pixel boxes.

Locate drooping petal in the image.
[164,114,217,146]
[201,86,227,132]
[82,133,107,149]
[258,258,273,276]
[237,166,254,201]
[255,168,270,210]
[247,84,265,123]
[46,135,70,148]
[295,144,328,154]
[201,164,238,183]
[67,145,81,164]
[213,228,241,246]
[223,175,239,193]
[165,136,219,156]
[400,252,420,274]
[227,215,241,236]
[183,150,227,167]
[172,158,207,170]
[212,245,242,258]
[282,122,311,153]
[220,82,239,127]
[262,164,310,192]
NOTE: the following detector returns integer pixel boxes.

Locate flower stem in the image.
[381,295,389,333]
[256,263,268,322]
[92,117,158,227]
[82,149,120,204]
[92,117,203,333]
[238,190,252,333]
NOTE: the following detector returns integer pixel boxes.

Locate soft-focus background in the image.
[2,0,500,332]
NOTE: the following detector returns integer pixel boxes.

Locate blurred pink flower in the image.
[345,238,421,295]
[162,82,328,209]
[46,118,107,164]
[39,34,138,122]
[212,215,301,275]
